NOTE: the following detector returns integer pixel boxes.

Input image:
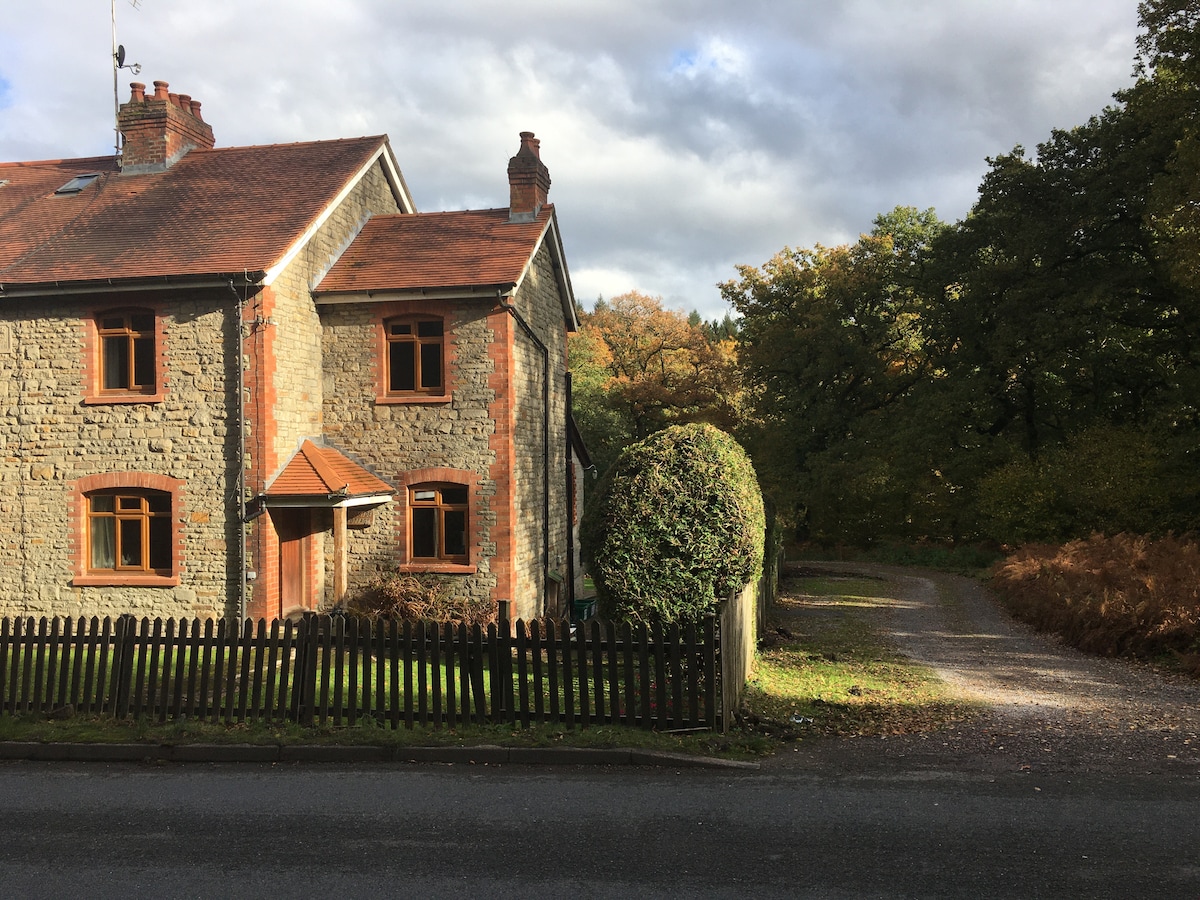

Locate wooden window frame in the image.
[395,467,478,574]
[72,473,182,587]
[86,490,172,576]
[408,483,469,564]
[384,315,445,398]
[84,307,167,405]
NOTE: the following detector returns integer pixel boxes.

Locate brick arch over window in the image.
[71,472,185,586]
[395,467,480,574]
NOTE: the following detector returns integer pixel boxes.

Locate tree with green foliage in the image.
[569,292,742,476]
[1123,0,1200,442]
[724,207,949,542]
[920,0,1200,540]
[726,1,1200,546]
[976,424,1175,543]
[929,110,1174,459]
[580,423,764,625]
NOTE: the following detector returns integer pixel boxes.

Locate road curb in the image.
[0,741,758,769]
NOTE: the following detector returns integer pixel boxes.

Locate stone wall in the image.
[318,300,499,609]
[507,242,571,619]
[314,236,573,623]
[0,292,240,620]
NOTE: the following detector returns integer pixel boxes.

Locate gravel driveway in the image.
[766,562,1200,778]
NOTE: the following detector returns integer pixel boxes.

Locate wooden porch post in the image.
[333,505,348,604]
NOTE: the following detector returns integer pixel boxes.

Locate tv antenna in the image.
[112,0,143,156]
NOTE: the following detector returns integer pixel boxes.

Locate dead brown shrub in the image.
[990,534,1200,674]
[341,571,495,626]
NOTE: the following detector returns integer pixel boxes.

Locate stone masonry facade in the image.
[506,243,570,617]
[315,237,573,622]
[0,291,240,620]
[319,300,499,611]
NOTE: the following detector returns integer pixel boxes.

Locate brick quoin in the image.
[244,285,281,621]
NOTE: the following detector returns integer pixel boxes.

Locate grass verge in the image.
[0,708,774,760]
[741,571,979,740]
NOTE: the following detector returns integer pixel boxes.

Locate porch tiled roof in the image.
[314,206,553,294]
[266,440,394,499]
[0,136,388,287]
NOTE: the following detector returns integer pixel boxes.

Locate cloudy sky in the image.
[1,0,1141,319]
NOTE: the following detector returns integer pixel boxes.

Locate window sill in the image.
[74,573,179,587]
[398,563,476,575]
[83,392,166,406]
[375,394,451,406]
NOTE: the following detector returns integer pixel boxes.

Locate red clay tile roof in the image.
[314,206,554,294]
[0,136,389,288]
[266,440,395,499]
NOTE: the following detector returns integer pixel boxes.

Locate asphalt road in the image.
[0,760,1196,898]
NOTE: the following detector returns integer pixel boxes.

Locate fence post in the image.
[703,612,717,731]
[112,613,138,719]
[295,612,320,727]
[494,599,514,723]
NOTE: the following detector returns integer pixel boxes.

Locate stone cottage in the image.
[0,79,586,623]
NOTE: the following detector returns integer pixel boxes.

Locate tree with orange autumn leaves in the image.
[569,291,742,475]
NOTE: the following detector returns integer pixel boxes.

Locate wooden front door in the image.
[274,509,313,616]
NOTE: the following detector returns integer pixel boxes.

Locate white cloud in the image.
[669,37,750,83]
[0,0,1141,318]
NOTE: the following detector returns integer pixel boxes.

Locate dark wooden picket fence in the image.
[0,608,725,732]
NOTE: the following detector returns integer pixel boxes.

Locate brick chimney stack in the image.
[507,132,551,222]
[117,80,215,174]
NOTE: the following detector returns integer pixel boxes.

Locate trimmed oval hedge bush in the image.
[580,423,765,625]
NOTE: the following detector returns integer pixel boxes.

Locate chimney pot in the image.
[119,78,215,171]
[508,131,551,221]
[129,82,146,103]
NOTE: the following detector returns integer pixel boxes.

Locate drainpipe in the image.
[498,297,551,616]
[564,371,576,611]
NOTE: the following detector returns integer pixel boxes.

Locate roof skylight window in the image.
[55,173,100,195]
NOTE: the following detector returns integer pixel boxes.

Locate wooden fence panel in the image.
[158,618,176,723]
[515,621,529,728]
[46,617,63,713]
[686,621,700,727]
[545,619,561,724]
[416,620,429,726]
[85,619,104,715]
[590,624,604,724]
[668,623,683,730]
[17,618,34,713]
[0,609,725,732]
[68,618,84,716]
